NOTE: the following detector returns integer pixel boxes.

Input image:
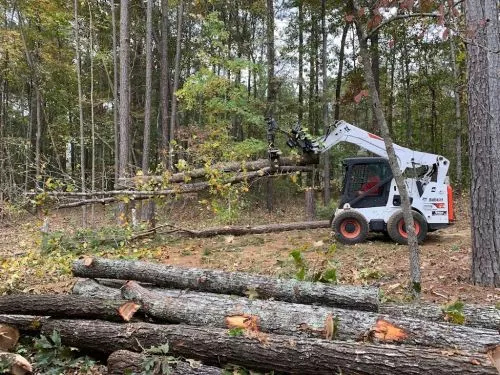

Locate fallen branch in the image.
[72,257,380,311]
[107,350,223,375]
[39,319,497,375]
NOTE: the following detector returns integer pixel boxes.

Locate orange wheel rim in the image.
[397,218,421,238]
[340,219,361,239]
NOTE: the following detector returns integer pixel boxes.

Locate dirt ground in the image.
[0,189,499,306]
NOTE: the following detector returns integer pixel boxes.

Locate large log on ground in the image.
[72,257,379,311]
[176,220,331,237]
[39,318,497,375]
[72,279,500,352]
[0,315,48,332]
[0,295,140,322]
[107,350,223,375]
[117,157,313,188]
[379,303,500,331]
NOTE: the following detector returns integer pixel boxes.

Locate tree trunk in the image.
[72,257,380,311]
[107,350,223,375]
[334,24,349,121]
[169,0,184,170]
[118,0,131,225]
[141,0,155,226]
[352,5,421,298]
[0,295,139,322]
[89,2,96,225]
[370,31,380,133]
[298,0,304,123]
[118,156,314,188]
[266,0,276,212]
[305,188,316,220]
[116,280,500,351]
[321,0,330,205]
[73,0,86,227]
[111,0,119,184]
[449,34,462,193]
[160,0,170,168]
[466,0,500,287]
[380,303,499,331]
[39,319,497,375]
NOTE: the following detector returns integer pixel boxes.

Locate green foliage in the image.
[228,138,267,161]
[33,330,95,375]
[442,300,466,325]
[0,358,10,374]
[40,226,133,254]
[228,327,245,337]
[288,245,338,283]
[141,343,177,375]
[315,199,338,220]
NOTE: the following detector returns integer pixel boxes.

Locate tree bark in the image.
[73,0,86,227]
[334,24,349,122]
[321,0,330,205]
[72,257,380,311]
[351,3,421,298]
[111,0,119,184]
[466,0,500,287]
[379,303,499,331]
[449,33,462,193]
[0,315,49,332]
[169,0,184,170]
[298,0,304,123]
[305,188,316,220]
[39,319,497,375]
[266,0,276,212]
[118,0,131,225]
[0,295,139,322]
[160,0,170,167]
[141,0,155,226]
[107,350,223,375]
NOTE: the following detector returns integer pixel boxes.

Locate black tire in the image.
[331,210,369,245]
[387,210,428,245]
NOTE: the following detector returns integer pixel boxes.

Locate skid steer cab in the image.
[266,118,454,245]
[332,157,453,244]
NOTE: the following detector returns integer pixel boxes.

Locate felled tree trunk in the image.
[380,303,500,331]
[0,295,140,322]
[39,319,497,375]
[0,315,48,332]
[72,279,500,352]
[175,220,330,237]
[117,157,313,188]
[72,257,380,311]
[107,350,223,375]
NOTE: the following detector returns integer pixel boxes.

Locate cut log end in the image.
[0,324,20,351]
[117,302,141,322]
[372,319,409,342]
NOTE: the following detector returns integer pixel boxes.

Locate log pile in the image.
[0,257,498,374]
